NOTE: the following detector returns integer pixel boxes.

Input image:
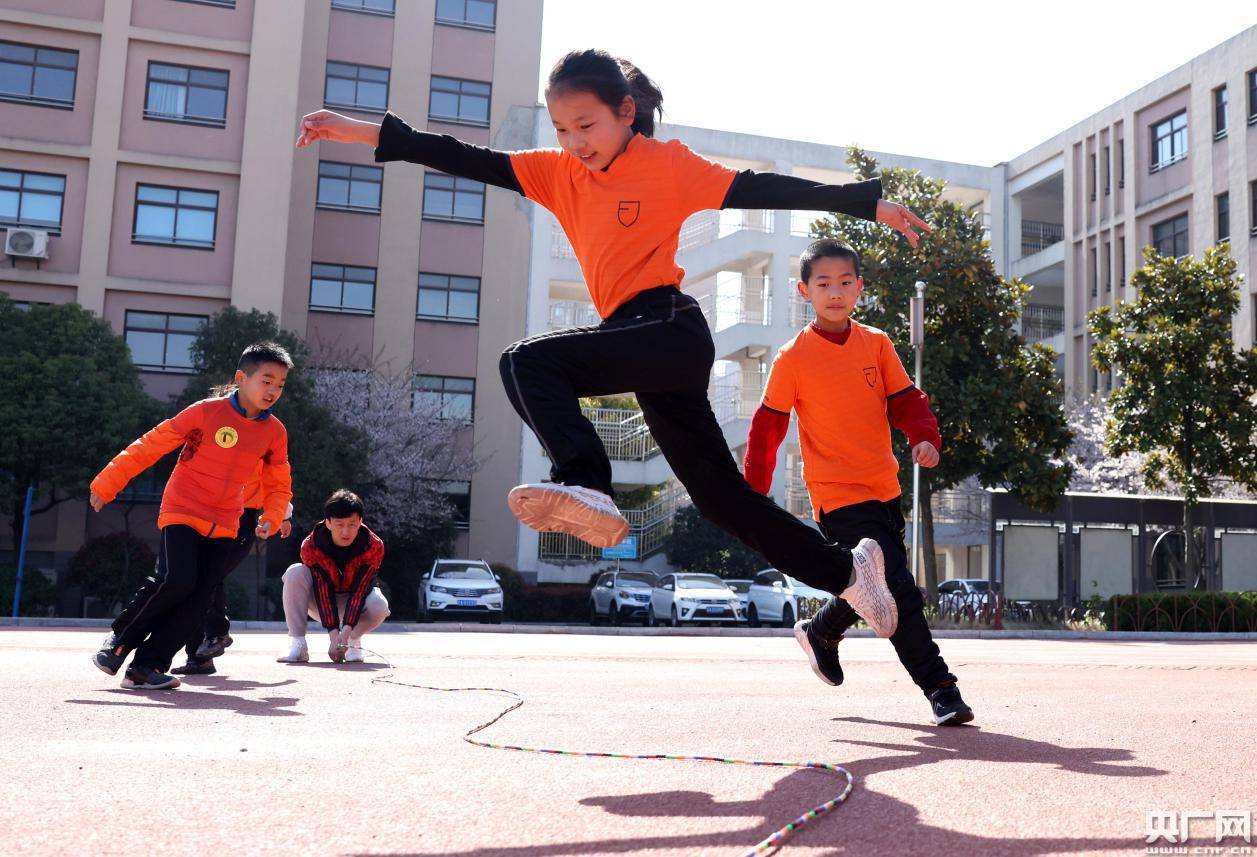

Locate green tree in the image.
[179,307,368,527]
[68,532,156,615]
[0,296,154,548]
[810,149,1073,601]
[1090,245,1257,587]
[665,505,764,578]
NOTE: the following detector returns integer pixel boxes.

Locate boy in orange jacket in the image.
[90,342,293,690]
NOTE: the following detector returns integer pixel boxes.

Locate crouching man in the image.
[278,489,389,664]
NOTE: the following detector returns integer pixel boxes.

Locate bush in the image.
[505,584,590,623]
[0,564,59,617]
[225,581,250,621]
[490,563,526,603]
[1109,592,1257,632]
[69,533,156,616]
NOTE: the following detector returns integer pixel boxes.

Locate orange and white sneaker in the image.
[507,483,630,548]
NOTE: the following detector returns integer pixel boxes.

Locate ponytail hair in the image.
[546,49,663,137]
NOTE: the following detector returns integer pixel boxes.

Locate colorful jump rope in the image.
[365,648,855,856]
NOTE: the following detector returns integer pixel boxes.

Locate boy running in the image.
[744,239,973,725]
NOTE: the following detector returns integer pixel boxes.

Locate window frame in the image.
[417,271,481,324]
[0,168,66,235]
[428,75,491,128]
[330,0,395,16]
[421,172,485,224]
[1248,68,1257,126]
[434,0,496,31]
[1213,84,1228,140]
[1216,192,1230,244]
[143,60,230,128]
[123,309,207,374]
[315,160,383,214]
[308,262,377,315]
[170,0,237,7]
[0,39,78,109]
[441,479,472,529]
[323,60,390,114]
[1151,213,1189,258]
[131,183,219,250]
[1250,181,1257,238]
[413,373,476,422]
[1149,111,1188,173]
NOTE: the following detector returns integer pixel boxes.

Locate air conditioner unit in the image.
[4,227,50,259]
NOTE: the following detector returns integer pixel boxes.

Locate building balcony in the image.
[538,481,690,561]
[1020,303,1064,344]
[547,298,600,330]
[1021,220,1063,257]
[691,274,772,332]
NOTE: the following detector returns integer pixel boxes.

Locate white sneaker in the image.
[344,645,365,663]
[507,483,630,548]
[840,538,898,638]
[276,637,309,663]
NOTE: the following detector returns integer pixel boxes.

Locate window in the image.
[1150,111,1187,172]
[1214,85,1228,139]
[422,173,484,223]
[1087,152,1096,201]
[309,263,375,313]
[428,76,490,126]
[1088,247,1097,298]
[0,40,77,108]
[414,374,475,421]
[1151,213,1189,258]
[316,161,382,212]
[331,0,394,14]
[324,61,388,112]
[1217,193,1230,243]
[441,480,471,529]
[1103,242,1111,292]
[132,184,218,248]
[118,470,165,503]
[1118,237,1126,288]
[1249,69,1257,125]
[1117,139,1125,188]
[1251,182,1257,237]
[418,272,479,322]
[144,62,228,127]
[435,0,495,30]
[124,310,206,372]
[171,0,236,7]
[1102,145,1110,196]
[0,169,65,233]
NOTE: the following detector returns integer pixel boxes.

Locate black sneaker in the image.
[195,634,233,660]
[92,633,130,676]
[793,620,844,686]
[120,665,181,690]
[928,682,974,726]
[171,658,216,676]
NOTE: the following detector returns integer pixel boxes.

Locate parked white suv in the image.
[589,570,657,625]
[418,559,504,623]
[745,568,831,628]
[648,573,742,627]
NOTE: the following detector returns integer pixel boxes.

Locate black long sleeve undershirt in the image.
[373,112,882,222]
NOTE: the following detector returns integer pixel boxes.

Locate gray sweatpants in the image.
[281,563,390,640]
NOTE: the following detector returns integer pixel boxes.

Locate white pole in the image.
[910,282,925,583]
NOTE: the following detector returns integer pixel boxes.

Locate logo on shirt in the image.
[863,367,879,388]
[214,426,239,449]
[617,200,640,227]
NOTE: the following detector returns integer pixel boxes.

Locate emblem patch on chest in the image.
[617,200,640,227]
[863,367,878,388]
[214,426,239,449]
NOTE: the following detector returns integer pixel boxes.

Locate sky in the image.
[538,0,1257,166]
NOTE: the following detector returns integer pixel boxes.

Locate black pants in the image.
[111,525,236,672]
[811,498,956,694]
[183,507,259,660]
[498,286,853,595]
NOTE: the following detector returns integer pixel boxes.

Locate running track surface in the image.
[2,628,1254,856]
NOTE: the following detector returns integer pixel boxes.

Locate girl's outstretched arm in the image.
[297,110,523,192]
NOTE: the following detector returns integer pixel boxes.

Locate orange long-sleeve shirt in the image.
[91,394,292,538]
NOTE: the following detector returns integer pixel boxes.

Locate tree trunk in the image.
[1184,500,1203,590]
[921,481,940,604]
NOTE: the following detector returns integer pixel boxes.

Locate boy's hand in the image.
[328,628,347,663]
[296,109,380,148]
[876,201,932,248]
[89,492,106,513]
[280,519,293,539]
[255,519,273,540]
[912,441,940,468]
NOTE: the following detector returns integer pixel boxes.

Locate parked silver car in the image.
[723,579,752,620]
[589,570,657,625]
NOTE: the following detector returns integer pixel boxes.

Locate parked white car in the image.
[724,579,752,620]
[418,559,504,623]
[589,570,658,625]
[745,568,831,628]
[648,573,743,627]
[937,578,998,614]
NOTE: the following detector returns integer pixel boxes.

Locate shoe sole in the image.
[933,707,975,726]
[792,621,839,687]
[91,654,122,677]
[842,539,898,638]
[171,666,216,675]
[120,676,181,690]
[507,485,630,549]
[276,654,310,663]
[196,636,233,660]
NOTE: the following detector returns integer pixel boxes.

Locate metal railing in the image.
[1021,220,1063,257]
[785,474,812,518]
[582,406,656,461]
[678,209,774,253]
[693,275,772,332]
[790,210,830,238]
[789,292,816,327]
[709,368,766,425]
[1020,303,1064,343]
[538,481,691,561]
[930,490,989,524]
[547,299,600,330]
[550,225,577,259]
